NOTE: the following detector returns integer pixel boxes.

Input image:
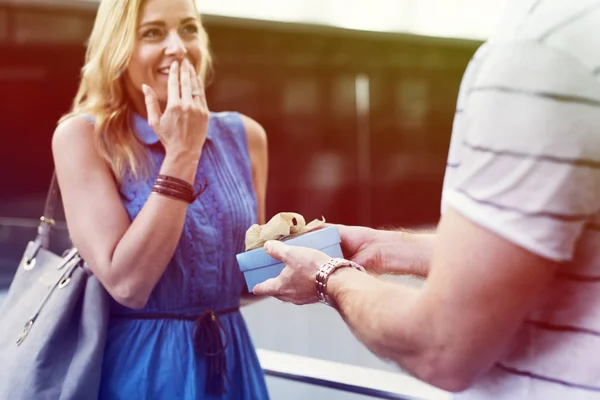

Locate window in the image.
[14,11,88,44]
[331,75,355,118]
[281,77,321,142]
[395,78,429,130]
[0,9,7,42]
[282,77,319,116]
[211,73,261,118]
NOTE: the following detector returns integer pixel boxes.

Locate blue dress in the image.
[98,112,269,400]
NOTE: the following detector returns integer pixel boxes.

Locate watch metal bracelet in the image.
[315,258,366,307]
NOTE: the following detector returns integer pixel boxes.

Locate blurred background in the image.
[0,0,505,398]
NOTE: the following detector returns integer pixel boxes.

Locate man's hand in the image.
[335,224,434,277]
[252,240,331,305]
[335,224,388,275]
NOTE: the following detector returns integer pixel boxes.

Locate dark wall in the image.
[0,44,83,200]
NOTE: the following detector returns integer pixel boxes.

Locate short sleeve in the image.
[444,40,600,262]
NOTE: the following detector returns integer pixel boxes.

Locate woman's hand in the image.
[142,59,209,159]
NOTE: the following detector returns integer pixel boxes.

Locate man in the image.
[253,1,600,398]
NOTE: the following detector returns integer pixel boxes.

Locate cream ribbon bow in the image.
[244,212,326,251]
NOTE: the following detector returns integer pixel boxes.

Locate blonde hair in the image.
[60,0,213,182]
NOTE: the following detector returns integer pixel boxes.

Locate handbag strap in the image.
[38,171,61,248]
[23,172,61,262]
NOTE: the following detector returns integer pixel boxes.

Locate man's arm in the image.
[327,208,559,391]
[335,225,436,278]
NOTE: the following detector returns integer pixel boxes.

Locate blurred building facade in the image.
[0,1,481,228]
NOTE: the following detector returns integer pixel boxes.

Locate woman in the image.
[52,0,269,398]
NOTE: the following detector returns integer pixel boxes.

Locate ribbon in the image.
[245,212,326,251]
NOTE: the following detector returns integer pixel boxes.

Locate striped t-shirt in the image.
[441,1,600,399]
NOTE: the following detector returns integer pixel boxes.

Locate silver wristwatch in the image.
[316,258,366,307]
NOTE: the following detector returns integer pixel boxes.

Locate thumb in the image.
[264,240,293,263]
[252,277,280,296]
[142,84,161,128]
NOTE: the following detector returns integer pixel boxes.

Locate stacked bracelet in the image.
[151,175,208,203]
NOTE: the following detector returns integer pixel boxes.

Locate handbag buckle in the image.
[22,241,43,271]
[16,319,34,346]
[39,216,56,226]
[22,257,36,271]
[58,277,72,289]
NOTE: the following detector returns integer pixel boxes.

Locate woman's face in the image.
[125,0,204,112]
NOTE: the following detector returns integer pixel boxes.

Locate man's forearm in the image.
[377,229,436,277]
[327,268,435,380]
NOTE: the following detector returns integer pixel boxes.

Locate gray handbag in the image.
[0,173,110,400]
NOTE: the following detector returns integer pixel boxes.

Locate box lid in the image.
[236,226,341,272]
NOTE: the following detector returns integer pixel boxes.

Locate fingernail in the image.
[171,61,178,70]
[264,241,272,252]
[141,84,149,95]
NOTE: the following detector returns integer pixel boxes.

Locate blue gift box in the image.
[236,226,344,292]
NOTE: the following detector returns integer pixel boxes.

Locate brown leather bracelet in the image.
[151,186,194,203]
[154,179,194,195]
[153,175,209,204]
[157,174,194,187]
[153,184,192,198]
